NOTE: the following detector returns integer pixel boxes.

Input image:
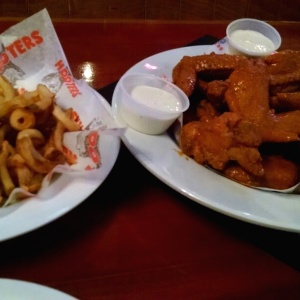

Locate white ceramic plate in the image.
[0,278,77,299]
[112,45,300,233]
[0,88,120,242]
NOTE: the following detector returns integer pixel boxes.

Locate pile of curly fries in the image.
[0,75,81,206]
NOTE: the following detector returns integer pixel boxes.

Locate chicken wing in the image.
[179,112,263,176]
[172,52,247,97]
[225,57,300,143]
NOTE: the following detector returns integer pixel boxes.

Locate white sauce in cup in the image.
[230,29,275,53]
[118,73,190,135]
[131,85,182,112]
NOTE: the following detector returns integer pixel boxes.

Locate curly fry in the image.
[0,94,37,120]
[0,124,11,145]
[0,141,15,196]
[17,128,45,146]
[0,80,83,205]
[15,165,34,191]
[0,84,55,121]
[36,84,55,111]
[26,173,44,193]
[42,134,65,164]
[16,136,56,174]
[9,108,36,131]
[7,153,42,193]
[52,105,81,132]
[52,108,72,153]
[0,75,16,101]
[7,153,25,168]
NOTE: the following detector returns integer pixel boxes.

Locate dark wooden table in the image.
[0,18,300,299]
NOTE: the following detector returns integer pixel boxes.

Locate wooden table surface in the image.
[0,18,300,300]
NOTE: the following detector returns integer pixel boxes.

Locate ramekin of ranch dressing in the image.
[230,29,275,54]
[226,18,281,57]
[118,73,189,135]
[131,85,182,113]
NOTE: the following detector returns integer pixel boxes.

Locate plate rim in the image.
[0,278,77,299]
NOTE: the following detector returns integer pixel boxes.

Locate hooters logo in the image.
[0,51,9,73]
[55,60,81,97]
[86,131,101,165]
[76,130,101,168]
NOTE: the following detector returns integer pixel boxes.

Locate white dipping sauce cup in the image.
[118,73,190,135]
[226,18,281,57]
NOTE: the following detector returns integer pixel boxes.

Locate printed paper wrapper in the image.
[173,38,300,194]
[0,9,124,206]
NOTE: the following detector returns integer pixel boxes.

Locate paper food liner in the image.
[0,9,125,206]
[173,37,300,194]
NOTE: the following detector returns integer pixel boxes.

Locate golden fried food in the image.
[0,75,16,101]
[0,75,81,205]
[199,79,228,110]
[265,50,300,87]
[224,155,300,190]
[52,104,81,132]
[225,59,270,124]
[179,112,263,175]
[9,108,36,130]
[261,155,299,189]
[16,129,60,174]
[0,141,15,196]
[270,92,300,111]
[175,49,300,190]
[172,52,247,97]
[196,100,220,122]
[223,164,260,187]
[225,58,300,143]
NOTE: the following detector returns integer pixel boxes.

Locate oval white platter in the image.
[112,45,300,233]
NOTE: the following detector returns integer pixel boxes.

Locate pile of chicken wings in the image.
[173,50,300,190]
